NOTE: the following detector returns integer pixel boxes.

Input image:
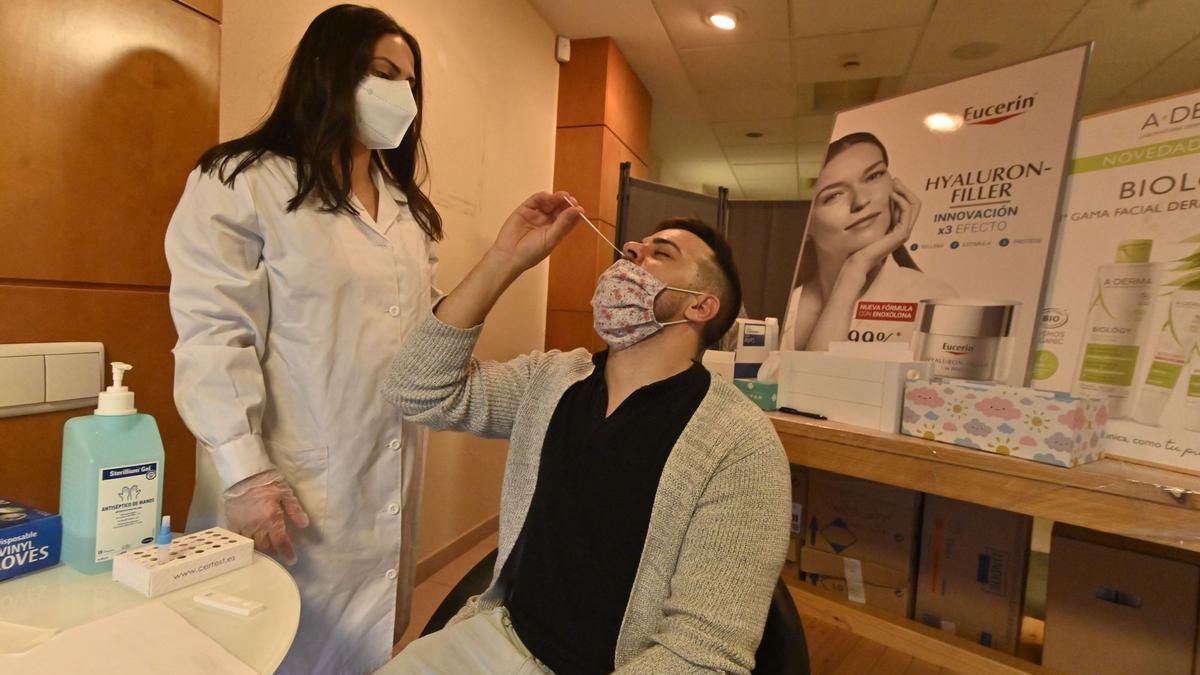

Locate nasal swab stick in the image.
[563,195,623,255]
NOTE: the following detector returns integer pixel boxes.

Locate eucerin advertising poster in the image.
[1034,88,1200,471]
[781,46,1088,386]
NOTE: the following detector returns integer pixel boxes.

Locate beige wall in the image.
[220,0,559,562]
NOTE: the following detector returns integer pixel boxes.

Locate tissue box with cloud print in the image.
[900,379,1107,468]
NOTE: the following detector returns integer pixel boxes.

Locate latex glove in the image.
[223,468,310,565]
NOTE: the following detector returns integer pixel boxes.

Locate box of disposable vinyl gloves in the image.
[0,499,62,582]
[901,379,1106,468]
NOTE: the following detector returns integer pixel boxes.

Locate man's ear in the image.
[684,294,720,324]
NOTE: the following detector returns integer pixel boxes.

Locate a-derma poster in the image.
[781,46,1088,386]
[1035,88,1200,471]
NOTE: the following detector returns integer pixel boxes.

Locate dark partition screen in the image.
[616,168,723,257]
[726,200,810,321]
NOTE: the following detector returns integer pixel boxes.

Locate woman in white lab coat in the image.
[165,5,439,673]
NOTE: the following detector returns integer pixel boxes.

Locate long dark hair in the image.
[197,4,442,240]
[797,131,917,285]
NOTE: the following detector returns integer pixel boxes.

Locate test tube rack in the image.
[112,527,253,597]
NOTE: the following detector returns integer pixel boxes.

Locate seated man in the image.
[379,192,790,674]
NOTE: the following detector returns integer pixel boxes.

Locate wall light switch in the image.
[45,352,103,402]
[0,355,45,407]
[0,343,104,418]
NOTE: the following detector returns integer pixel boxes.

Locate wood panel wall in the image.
[547,38,652,353]
[0,0,219,522]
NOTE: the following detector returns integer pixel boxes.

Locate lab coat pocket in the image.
[267,441,329,532]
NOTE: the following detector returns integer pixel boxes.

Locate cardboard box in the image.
[787,466,808,564]
[779,351,933,432]
[901,378,1106,468]
[915,496,1032,653]
[1043,526,1200,675]
[0,499,61,582]
[734,379,778,411]
[802,544,915,618]
[805,470,922,576]
[804,471,921,618]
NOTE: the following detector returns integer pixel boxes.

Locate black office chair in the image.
[420,549,810,675]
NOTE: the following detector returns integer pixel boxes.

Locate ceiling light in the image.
[924,112,964,133]
[707,11,738,30]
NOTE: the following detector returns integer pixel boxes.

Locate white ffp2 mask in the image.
[354,76,418,149]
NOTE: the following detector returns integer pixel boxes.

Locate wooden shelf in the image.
[771,413,1200,554]
[782,571,1054,675]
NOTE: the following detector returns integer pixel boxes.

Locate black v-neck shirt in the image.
[501,351,711,674]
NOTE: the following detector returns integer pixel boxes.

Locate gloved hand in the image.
[223,468,310,565]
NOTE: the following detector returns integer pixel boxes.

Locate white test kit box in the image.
[112,527,253,597]
[779,352,932,432]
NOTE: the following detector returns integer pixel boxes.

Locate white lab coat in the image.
[165,153,436,674]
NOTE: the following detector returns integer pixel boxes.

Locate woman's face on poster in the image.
[808,142,894,259]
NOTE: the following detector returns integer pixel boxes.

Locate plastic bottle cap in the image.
[1116,239,1153,263]
[96,361,137,416]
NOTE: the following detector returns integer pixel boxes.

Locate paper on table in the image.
[0,621,57,655]
[0,602,256,675]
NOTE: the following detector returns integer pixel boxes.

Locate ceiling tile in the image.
[796,114,834,142]
[797,83,816,113]
[793,26,922,81]
[698,86,800,122]
[654,0,791,50]
[1049,0,1200,99]
[711,117,798,146]
[789,0,932,37]
[905,0,1086,90]
[796,141,826,163]
[724,144,798,164]
[732,163,801,199]
[796,160,823,178]
[678,41,794,89]
[1108,35,1200,113]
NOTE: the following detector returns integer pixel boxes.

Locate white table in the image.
[0,553,299,674]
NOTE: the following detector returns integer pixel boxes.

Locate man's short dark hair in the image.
[654,217,742,348]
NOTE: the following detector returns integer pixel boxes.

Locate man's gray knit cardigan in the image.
[383,312,792,674]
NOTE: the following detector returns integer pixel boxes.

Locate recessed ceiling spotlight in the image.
[745,131,764,138]
[707,11,739,30]
[924,112,964,133]
[950,41,1000,60]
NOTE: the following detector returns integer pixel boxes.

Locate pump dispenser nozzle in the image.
[96,361,137,416]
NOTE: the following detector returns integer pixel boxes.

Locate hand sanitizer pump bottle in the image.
[60,362,165,574]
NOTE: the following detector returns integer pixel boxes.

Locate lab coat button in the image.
[385,568,398,581]
[386,503,400,515]
[388,439,401,451]
[388,305,401,316]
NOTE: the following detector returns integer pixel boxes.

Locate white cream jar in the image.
[912,299,1019,382]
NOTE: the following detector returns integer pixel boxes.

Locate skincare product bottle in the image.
[1132,289,1200,425]
[60,362,165,574]
[911,299,1018,381]
[1185,365,1200,432]
[1072,240,1162,418]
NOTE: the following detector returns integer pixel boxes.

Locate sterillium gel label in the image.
[95,463,160,563]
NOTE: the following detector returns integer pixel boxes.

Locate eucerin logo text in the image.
[942,343,975,356]
[964,94,1036,126]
